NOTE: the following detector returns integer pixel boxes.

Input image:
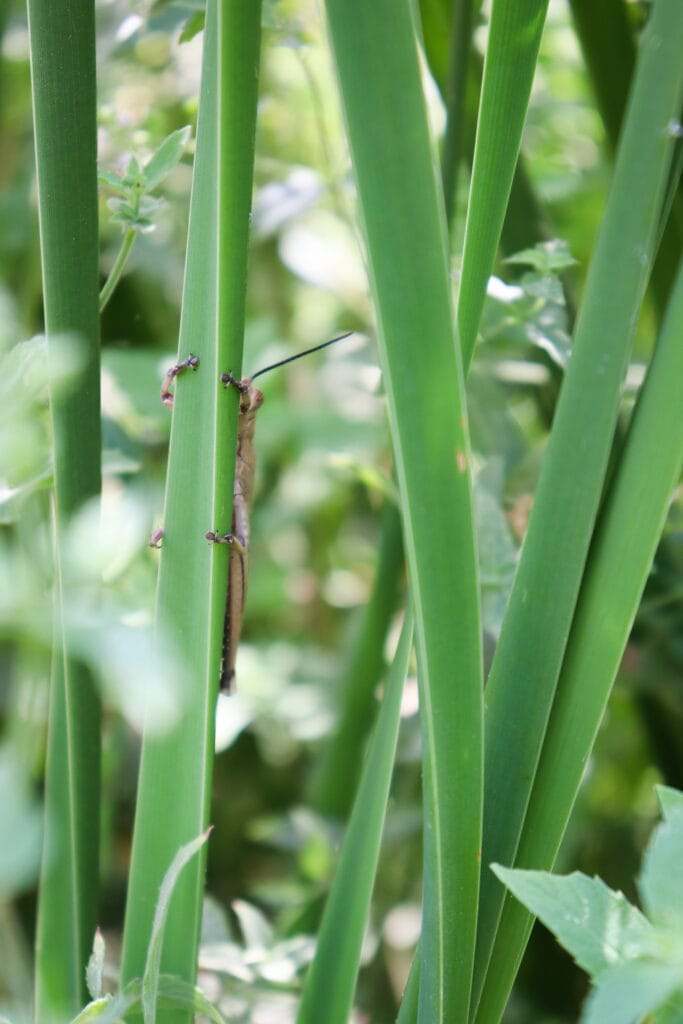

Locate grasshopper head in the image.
[242,384,264,415]
[221,372,264,415]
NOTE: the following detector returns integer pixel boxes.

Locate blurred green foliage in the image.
[0,1,681,1021]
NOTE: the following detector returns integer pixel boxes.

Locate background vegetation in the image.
[0,0,682,1022]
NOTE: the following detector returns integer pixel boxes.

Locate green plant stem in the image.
[457,0,550,368]
[309,500,404,817]
[27,0,101,1017]
[120,0,262,998]
[325,2,483,1020]
[99,228,136,312]
[297,614,413,1024]
[440,0,477,228]
[395,950,421,1024]
[569,0,683,320]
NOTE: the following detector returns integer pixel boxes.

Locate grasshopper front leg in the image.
[160,353,200,407]
[205,530,248,692]
[150,354,201,545]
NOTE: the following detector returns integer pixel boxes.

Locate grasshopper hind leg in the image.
[206,530,248,692]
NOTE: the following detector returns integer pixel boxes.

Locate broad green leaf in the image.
[107,197,136,219]
[638,805,683,931]
[503,239,578,273]
[125,154,142,182]
[143,125,192,191]
[97,169,125,190]
[85,929,106,1001]
[232,900,273,950]
[492,866,658,976]
[70,994,129,1024]
[581,961,681,1024]
[180,11,205,43]
[656,786,683,822]
[70,975,225,1024]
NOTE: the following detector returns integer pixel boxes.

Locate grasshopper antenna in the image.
[250,332,354,382]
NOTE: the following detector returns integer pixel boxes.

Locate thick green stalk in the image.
[27,0,101,1016]
[120,0,261,995]
[325,2,483,1020]
[472,2,683,1016]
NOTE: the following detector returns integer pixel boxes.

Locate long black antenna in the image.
[250,332,354,382]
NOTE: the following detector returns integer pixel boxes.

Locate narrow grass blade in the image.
[437,0,477,228]
[476,249,683,1024]
[142,829,212,1024]
[325,3,483,1020]
[395,949,420,1024]
[27,0,102,1015]
[568,0,635,151]
[120,0,262,991]
[473,2,683,1015]
[457,0,550,367]
[297,614,413,1024]
[569,0,683,318]
[309,501,403,817]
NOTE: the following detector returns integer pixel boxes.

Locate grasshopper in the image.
[162,333,352,692]
[204,369,262,691]
[207,332,352,691]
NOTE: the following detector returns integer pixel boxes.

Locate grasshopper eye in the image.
[220,372,250,394]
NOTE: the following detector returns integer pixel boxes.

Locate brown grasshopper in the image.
[162,333,352,692]
[207,332,352,691]
[204,370,262,691]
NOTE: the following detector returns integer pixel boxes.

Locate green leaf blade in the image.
[474,4,683,1014]
[120,0,263,999]
[457,0,550,367]
[143,126,192,191]
[142,829,212,1024]
[476,228,683,1024]
[27,0,102,1015]
[324,2,483,1020]
[638,807,683,932]
[297,614,413,1024]
[492,866,657,977]
[581,961,681,1024]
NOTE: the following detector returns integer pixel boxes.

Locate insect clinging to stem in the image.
[162,331,353,692]
[207,330,353,692]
